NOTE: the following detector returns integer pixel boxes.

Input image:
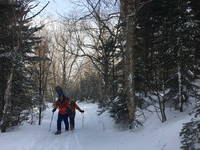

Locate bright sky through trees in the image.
[34,0,73,18]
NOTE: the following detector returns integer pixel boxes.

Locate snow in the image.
[0,103,192,150]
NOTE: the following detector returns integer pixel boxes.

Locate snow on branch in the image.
[0,52,12,58]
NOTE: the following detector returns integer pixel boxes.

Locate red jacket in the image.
[54,98,71,115]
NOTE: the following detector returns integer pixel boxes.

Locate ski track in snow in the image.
[28,104,90,150]
[0,102,192,150]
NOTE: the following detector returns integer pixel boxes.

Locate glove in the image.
[80,110,84,113]
[52,108,56,112]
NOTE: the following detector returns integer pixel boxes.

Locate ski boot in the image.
[54,130,61,135]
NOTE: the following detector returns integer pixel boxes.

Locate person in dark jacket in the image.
[52,95,71,135]
[69,100,84,130]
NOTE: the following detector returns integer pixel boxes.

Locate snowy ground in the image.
[0,103,192,150]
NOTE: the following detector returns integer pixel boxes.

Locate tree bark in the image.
[176,38,183,112]
[1,68,13,132]
[120,0,137,129]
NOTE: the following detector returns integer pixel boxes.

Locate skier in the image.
[68,100,84,130]
[52,94,71,135]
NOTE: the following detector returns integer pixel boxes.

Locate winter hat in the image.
[55,86,65,97]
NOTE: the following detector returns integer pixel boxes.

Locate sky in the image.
[31,0,77,27]
[33,0,74,18]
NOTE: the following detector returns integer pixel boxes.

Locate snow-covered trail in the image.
[0,103,191,150]
[0,103,117,150]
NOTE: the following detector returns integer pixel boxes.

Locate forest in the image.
[0,0,200,149]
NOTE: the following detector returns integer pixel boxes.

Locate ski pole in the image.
[49,112,54,132]
[82,113,84,129]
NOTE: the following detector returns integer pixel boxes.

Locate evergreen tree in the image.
[0,0,42,132]
[134,0,200,122]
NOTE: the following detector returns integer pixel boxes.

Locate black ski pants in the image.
[69,112,75,130]
[57,113,69,131]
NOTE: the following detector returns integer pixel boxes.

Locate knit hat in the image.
[55,86,65,97]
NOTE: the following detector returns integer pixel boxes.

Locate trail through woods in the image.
[0,103,191,150]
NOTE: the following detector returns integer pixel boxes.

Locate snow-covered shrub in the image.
[108,95,129,125]
[108,94,145,127]
[180,120,200,150]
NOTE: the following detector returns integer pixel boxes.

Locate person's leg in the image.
[63,114,69,131]
[69,116,73,130]
[55,114,62,134]
[69,112,75,130]
[57,114,62,131]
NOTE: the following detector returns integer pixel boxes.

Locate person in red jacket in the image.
[69,100,84,130]
[52,95,71,135]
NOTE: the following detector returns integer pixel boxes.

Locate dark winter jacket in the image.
[69,101,82,113]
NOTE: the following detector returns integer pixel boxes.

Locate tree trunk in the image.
[38,61,42,125]
[177,38,183,112]
[62,48,67,89]
[103,60,110,98]
[1,68,13,132]
[177,57,183,112]
[120,0,137,129]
